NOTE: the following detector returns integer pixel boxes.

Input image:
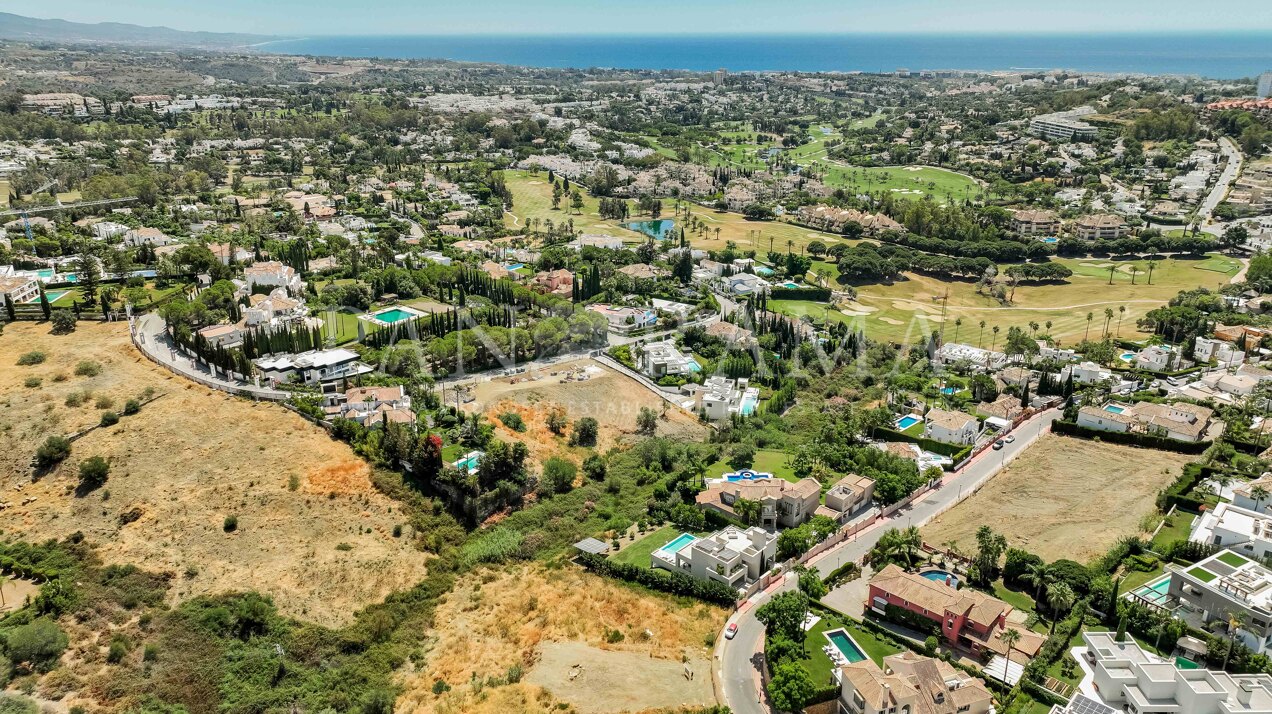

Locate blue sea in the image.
[260,33,1272,79]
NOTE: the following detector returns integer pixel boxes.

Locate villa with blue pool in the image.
[651,525,776,589]
[869,564,1046,661]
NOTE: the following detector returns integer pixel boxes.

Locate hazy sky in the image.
[7,0,1272,36]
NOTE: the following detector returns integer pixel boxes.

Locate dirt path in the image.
[526,641,714,714]
[922,434,1192,562]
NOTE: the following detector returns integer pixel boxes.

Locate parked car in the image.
[725,623,739,640]
[1005,435,1015,444]
[992,440,1005,450]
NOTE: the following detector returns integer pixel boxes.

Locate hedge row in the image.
[1155,462,1206,512]
[768,287,832,302]
[1051,420,1211,454]
[871,426,973,459]
[576,552,738,605]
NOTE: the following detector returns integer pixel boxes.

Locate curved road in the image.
[717,408,1060,714]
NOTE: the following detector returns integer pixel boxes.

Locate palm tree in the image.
[953,318,963,343]
[990,325,1001,352]
[1045,320,1052,334]
[1001,627,1022,666]
[1084,312,1094,342]
[1147,260,1157,285]
[786,239,794,255]
[734,497,762,526]
[1022,561,1052,602]
[1222,610,1249,671]
[978,320,987,347]
[1029,321,1039,337]
[1046,582,1076,634]
[1103,308,1114,338]
[1253,485,1271,512]
[1117,306,1126,336]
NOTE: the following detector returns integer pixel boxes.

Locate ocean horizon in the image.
[258,32,1272,79]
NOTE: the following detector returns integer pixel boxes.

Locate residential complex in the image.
[933,342,1009,372]
[685,376,759,420]
[1028,107,1099,141]
[1073,214,1129,240]
[636,340,697,378]
[254,348,373,386]
[1079,630,1272,713]
[1011,209,1061,236]
[1191,502,1272,561]
[650,526,776,590]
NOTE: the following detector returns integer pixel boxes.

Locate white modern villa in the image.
[1076,630,1272,713]
[650,526,776,590]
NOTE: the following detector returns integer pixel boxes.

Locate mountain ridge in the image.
[0,12,286,49]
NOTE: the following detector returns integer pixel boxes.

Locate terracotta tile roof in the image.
[870,564,1010,630]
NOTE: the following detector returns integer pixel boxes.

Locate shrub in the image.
[143,644,158,662]
[64,390,88,407]
[498,411,526,432]
[540,457,578,495]
[74,361,101,377]
[223,515,238,532]
[36,435,72,467]
[95,395,114,410]
[50,310,76,334]
[570,417,599,446]
[107,637,128,664]
[4,619,69,671]
[79,456,110,489]
[99,411,119,427]
[17,350,46,366]
[122,399,141,415]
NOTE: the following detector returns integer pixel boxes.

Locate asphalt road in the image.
[716,408,1060,714]
[1200,136,1243,221]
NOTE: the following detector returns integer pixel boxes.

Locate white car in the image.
[1005,435,1015,444]
[725,622,739,640]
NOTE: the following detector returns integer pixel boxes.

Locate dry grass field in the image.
[922,434,1192,563]
[0,321,428,626]
[465,359,707,465]
[397,564,724,714]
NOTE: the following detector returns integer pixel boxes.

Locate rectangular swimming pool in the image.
[1104,405,1126,414]
[373,308,417,324]
[896,415,921,430]
[656,533,698,556]
[824,628,867,664]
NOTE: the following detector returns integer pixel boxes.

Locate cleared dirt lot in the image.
[397,563,724,714]
[465,359,708,464]
[0,321,428,626]
[922,434,1192,563]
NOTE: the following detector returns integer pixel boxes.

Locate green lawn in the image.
[441,443,467,462]
[611,525,688,567]
[807,163,981,203]
[792,615,903,687]
[1150,511,1196,551]
[1187,566,1218,582]
[770,299,849,327]
[1217,551,1250,568]
[1118,566,1167,594]
[705,449,798,483]
[993,582,1039,617]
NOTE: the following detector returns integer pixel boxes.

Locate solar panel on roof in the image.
[1064,694,1115,714]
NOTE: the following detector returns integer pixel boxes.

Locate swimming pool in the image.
[921,570,959,587]
[1041,237,1059,244]
[504,263,525,270]
[43,290,69,303]
[1104,404,1126,414]
[778,281,801,289]
[896,415,921,430]
[823,628,867,664]
[941,387,956,395]
[375,308,417,324]
[722,470,772,483]
[451,451,483,474]
[1120,352,1136,362]
[740,394,759,416]
[623,219,677,241]
[656,533,698,557]
[754,266,775,276]
[1132,577,1171,605]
